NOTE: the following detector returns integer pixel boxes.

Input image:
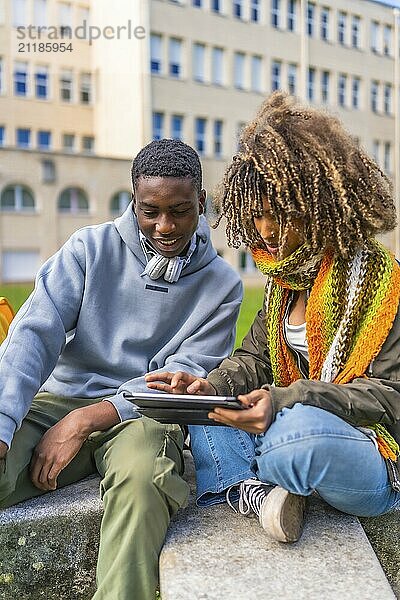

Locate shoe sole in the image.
[259,486,306,543]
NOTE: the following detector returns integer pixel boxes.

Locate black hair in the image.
[131,139,203,193]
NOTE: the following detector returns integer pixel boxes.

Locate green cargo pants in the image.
[0,393,189,600]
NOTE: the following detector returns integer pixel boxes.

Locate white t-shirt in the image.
[284,319,309,361]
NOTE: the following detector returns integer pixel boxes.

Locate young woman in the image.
[146,92,400,543]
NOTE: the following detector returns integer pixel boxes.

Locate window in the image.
[193,43,205,82]
[195,118,206,155]
[239,251,257,273]
[171,115,183,140]
[338,12,346,45]
[320,7,329,40]
[287,0,296,32]
[288,63,297,95]
[42,159,56,183]
[371,21,379,53]
[14,62,28,96]
[307,2,315,37]
[372,141,380,165]
[2,251,40,283]
[338,73,347,107]
[271,0,280,28]
[58,2,72,28]
[212,47,224,85]
[60,70,73,101]
[307,67,315,101]
[383,25,392,57]
[16,128,30,148]
[251,56,262,92]
[169,38,182,78]
[352,77,360,109]
[80,73,92,104]
[63,133,75,152]
[37,130,51,149]
[150,34,162,74]
[152,112,164,140]
[78,6,90,28]
[34,0,47,26]
[384,142,391,173]
[82,136,94,153]
[110,191,131,215]
[234,52,245,89]
[214,120,223,157]
[35,66,48,99]
[250,0,260,22]
[212,0,221,13]
[12,0,26,26]
[58,187,89,214]
[192,0,202,6]
[321,70,330,103]
[271,60,281,92]
[371,80,379,113]
[233,0,242,19]
[351,15,360,49]
[0,184,35,212]
[384,83,392,115]
[0,126,4,146]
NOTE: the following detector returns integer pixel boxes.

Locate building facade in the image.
[0,0,399,282]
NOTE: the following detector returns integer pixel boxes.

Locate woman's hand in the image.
[145,371,216,395]
[209,388,273,434]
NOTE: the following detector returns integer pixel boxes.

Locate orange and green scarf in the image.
[252,240,400,464]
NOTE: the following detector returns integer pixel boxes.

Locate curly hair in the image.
[131,138,202,193]
[214,92,396,257]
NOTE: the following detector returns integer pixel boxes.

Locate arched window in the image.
[0,184,35,212]
[110,190,131,215]
[58,187,89,214]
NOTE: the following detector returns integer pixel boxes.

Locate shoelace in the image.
[226,478,271,517]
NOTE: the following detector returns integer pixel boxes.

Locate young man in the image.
[0,139,242,599]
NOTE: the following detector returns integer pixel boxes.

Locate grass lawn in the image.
[0,282,264,347]
[0,284,34,313]
[235,285,264,348]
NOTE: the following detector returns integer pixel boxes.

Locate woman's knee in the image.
[254,404,377,495]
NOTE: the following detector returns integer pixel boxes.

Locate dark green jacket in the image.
[207,299,400,450]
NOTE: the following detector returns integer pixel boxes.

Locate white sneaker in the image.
[226,479,306,543]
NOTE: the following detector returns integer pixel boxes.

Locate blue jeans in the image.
[190,404,400,517]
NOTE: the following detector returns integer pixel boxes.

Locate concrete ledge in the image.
[0,476,101,599]
[0,456,397,599]
[361,507,400,598]
[160,457,396,600]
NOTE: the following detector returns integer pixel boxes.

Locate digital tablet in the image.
[123,392,244,426]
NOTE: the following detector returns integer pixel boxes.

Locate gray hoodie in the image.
[0,205,242,448]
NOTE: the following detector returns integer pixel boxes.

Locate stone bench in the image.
[0,455,398,599]
[160,456,399,599]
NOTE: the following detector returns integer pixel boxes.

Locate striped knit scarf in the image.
[251,240,400,467]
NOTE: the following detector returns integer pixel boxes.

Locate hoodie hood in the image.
[114,203,217,276]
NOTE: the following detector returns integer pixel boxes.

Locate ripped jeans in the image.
[190,404,400,517]
[0,393,188,600]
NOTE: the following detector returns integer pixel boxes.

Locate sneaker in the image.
[226,478,306,543]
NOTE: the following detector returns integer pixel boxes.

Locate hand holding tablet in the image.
[124,392,245,426]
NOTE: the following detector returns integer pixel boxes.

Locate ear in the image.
[131,191,136,213]
[198,189,206,215]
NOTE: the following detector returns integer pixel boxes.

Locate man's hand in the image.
[30,411,88,491]
[30,400,119,491]
[208,389,273,434]
[145,371,216,395]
